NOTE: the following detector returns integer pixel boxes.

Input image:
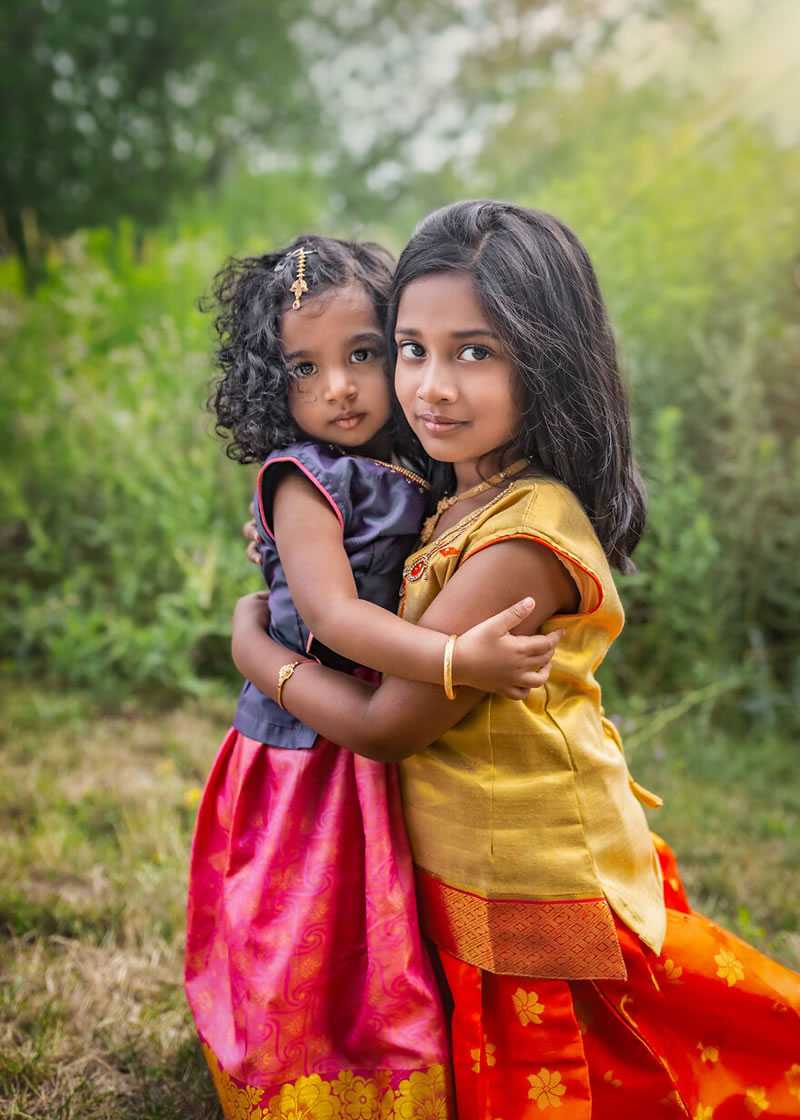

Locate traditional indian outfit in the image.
[398,476,800,1119]
[185,442,453,1118]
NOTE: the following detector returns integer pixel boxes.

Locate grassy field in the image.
[0,682,797,1119]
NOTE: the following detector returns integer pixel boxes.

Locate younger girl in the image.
[185,234,560,1118]
[231,202,800,1118]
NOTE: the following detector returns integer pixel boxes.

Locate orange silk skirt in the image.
[438,836,800,1118]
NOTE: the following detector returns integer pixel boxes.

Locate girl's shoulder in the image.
[257,440,428,540]
[464,474,591,544]
[257,441,360,536]
[459,475,613,610]
[262,438,348,479]
[262,440,428,490]
[404,476,610,610]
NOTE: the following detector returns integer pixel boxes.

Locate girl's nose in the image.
[323,366,357,401]
[416,358,456,404]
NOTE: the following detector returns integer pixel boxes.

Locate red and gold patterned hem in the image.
[415,868,627,979]
[202,1044,454,1119]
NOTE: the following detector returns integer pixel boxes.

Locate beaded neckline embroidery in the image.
[403,483,520,586]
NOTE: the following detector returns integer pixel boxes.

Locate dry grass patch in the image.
[0,684,228,1119]
[1,682,798,1117]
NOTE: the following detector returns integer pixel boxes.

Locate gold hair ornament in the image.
[289,247,309,309]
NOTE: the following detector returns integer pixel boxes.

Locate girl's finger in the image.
[515,629,564,655]
[488,597,537,635]
[524,664,552,686]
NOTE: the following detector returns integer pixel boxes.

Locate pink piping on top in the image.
[463,533,604,617]
[256,455,345,542]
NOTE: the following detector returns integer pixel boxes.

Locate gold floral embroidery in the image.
[331,1070,391,1120]
[202,1049,452,1120]
[602,1070,622,1087]
[744,1087,770,1116]
[403,494,511,585]
[527,1068,567,1109]
[513,987,545,1026]
[659,1090,684,1109]
[693,1107,714,1120]
[469,1044,496,1072]
[267,1074,337,1120]
[661,959,683,983]
[714,948,744,987]
[203,1044,267,1120]
[696,1042,719,1064]
[394,1065,449,1120]
[787,1063,800,1099]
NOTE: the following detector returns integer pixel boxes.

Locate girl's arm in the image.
[232,527,573,762]
[272,469,557,696]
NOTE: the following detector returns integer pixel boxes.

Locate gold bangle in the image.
[443,634,458,700]
[276,660,308,710]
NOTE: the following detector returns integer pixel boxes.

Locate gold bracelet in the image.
[443,634,458,700]
[276,660,308,710]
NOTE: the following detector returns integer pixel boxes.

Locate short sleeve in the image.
[256,442,355,541]
[460,480,605,616]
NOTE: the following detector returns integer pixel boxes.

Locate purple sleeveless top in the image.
[233,440,429,749]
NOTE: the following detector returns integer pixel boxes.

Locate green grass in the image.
[0,684,226,1119]
[622,692,800,968]
[0,683,797,1117]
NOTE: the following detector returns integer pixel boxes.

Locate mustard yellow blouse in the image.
[398,477,665,980]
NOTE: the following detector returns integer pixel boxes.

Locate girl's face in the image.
[394,272,520,485]
[281,283,393,457]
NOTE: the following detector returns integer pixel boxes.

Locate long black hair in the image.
[387,200,646,572]
[205,234,396,464]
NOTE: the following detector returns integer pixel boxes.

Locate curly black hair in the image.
[204,234,397,464]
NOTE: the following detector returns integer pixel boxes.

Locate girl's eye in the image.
[290,362,317,379]
[398,341,426,359]
[350,347,379,364]
[460,345,491,362]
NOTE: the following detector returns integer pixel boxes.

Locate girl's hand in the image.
[243,501,265,565]
[453,597,564,699]
[231,592,277,695]
[232,591,271,645]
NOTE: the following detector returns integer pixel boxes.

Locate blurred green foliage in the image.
[1,0,314,272]
[0,170,328,700]
[495,81,800,719]
[1,5,798,730]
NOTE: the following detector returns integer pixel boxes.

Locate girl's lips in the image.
[333,412,365,429]
[418,414,464,433]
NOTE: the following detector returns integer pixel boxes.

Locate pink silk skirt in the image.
[185,729,453,1117]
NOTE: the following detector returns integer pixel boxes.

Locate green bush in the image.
[1,121,799,729]
[0,171,327,699]
[517,105,800,720]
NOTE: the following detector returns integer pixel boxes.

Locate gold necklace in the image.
[418,458,530,545]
